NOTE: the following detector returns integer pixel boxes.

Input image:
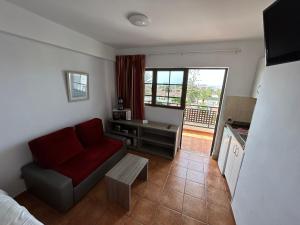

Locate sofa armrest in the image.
[104,133,127,144]
[21,163,73,212]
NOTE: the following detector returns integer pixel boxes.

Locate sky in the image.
[157,71,183,84]
[189,69,226,88]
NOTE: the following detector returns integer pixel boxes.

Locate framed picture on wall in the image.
[66,71,89,102]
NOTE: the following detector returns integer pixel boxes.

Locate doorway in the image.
[181,68,228,156]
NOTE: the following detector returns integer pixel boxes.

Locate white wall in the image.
[232,61,300,225]
[117,39,264,155]
[251,57,266,98]
[0,0,115,61]
[0,31,115,196]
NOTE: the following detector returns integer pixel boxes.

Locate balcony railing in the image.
[184,105,219,129]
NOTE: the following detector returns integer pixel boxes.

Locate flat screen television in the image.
[264,0,300,66]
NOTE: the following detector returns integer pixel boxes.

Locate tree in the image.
[186,70,201,105]
[170,97,181,106]
[186,70,218,107]
[215,89,222,98]
[186,88,199,105]
[198,88,213,106]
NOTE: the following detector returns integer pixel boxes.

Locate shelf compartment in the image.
[127,145,139,150]
[141,127,175,138]
[141,133,174,147]
[110,130,137,138]
[140,140,173,159]
[108,119,179,160]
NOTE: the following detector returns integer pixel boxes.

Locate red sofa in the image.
[22,118,126,211]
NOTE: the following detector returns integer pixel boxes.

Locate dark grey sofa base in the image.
[22,163,74,212]
[22,134,127,212]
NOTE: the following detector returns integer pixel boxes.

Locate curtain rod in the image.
[146,48,242,56]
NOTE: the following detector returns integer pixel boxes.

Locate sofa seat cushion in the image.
[29,127,84,168]
[75,118,104,148]
[54,137,123,186]
[54,150,106,186]
[86,137,123,159]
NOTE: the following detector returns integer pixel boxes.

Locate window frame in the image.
[144,70,153,105]
[144,68,188,110]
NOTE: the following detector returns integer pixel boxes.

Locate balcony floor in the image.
[181,128,214,156]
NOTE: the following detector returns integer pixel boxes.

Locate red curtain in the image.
[116,55,146,120]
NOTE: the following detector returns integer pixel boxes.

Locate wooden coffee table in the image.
[105,153,148,210]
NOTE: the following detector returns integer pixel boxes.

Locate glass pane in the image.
[170,71,184,84]
[144,70,153,83]
[169,85,182,97]
[157,71,170,84]
[168,97,181,107]
[156,97,168,105]
[71,74,88,97]
[144,95,152,104]
[188,69,225,88]
[156,85,169,97]
[145,84,152,95]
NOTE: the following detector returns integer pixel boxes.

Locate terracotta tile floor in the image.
[181,129,214,155]
[15,148,236,225]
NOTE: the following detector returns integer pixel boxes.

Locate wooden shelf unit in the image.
[108,119,180,159]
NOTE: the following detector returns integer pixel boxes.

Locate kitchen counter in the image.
[226,124,249,149]
[219,121,250,197]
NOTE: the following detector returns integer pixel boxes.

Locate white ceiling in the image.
[7,0,274,49]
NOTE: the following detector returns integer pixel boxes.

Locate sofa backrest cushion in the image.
[75,118,104,147]
[28,127,84,168]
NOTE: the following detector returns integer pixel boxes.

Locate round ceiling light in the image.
[128,13,151,27]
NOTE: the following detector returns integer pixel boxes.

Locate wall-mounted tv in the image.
[264,0,300,66]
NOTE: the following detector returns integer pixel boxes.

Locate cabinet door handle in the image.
[235,148,239,157]
[233,145,236,154]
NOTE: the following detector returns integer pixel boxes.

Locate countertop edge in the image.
[225,124,246,149]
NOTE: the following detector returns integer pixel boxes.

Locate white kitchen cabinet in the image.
[224,141,235,184]
[218,127,232,175]
[225,138,245,197]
